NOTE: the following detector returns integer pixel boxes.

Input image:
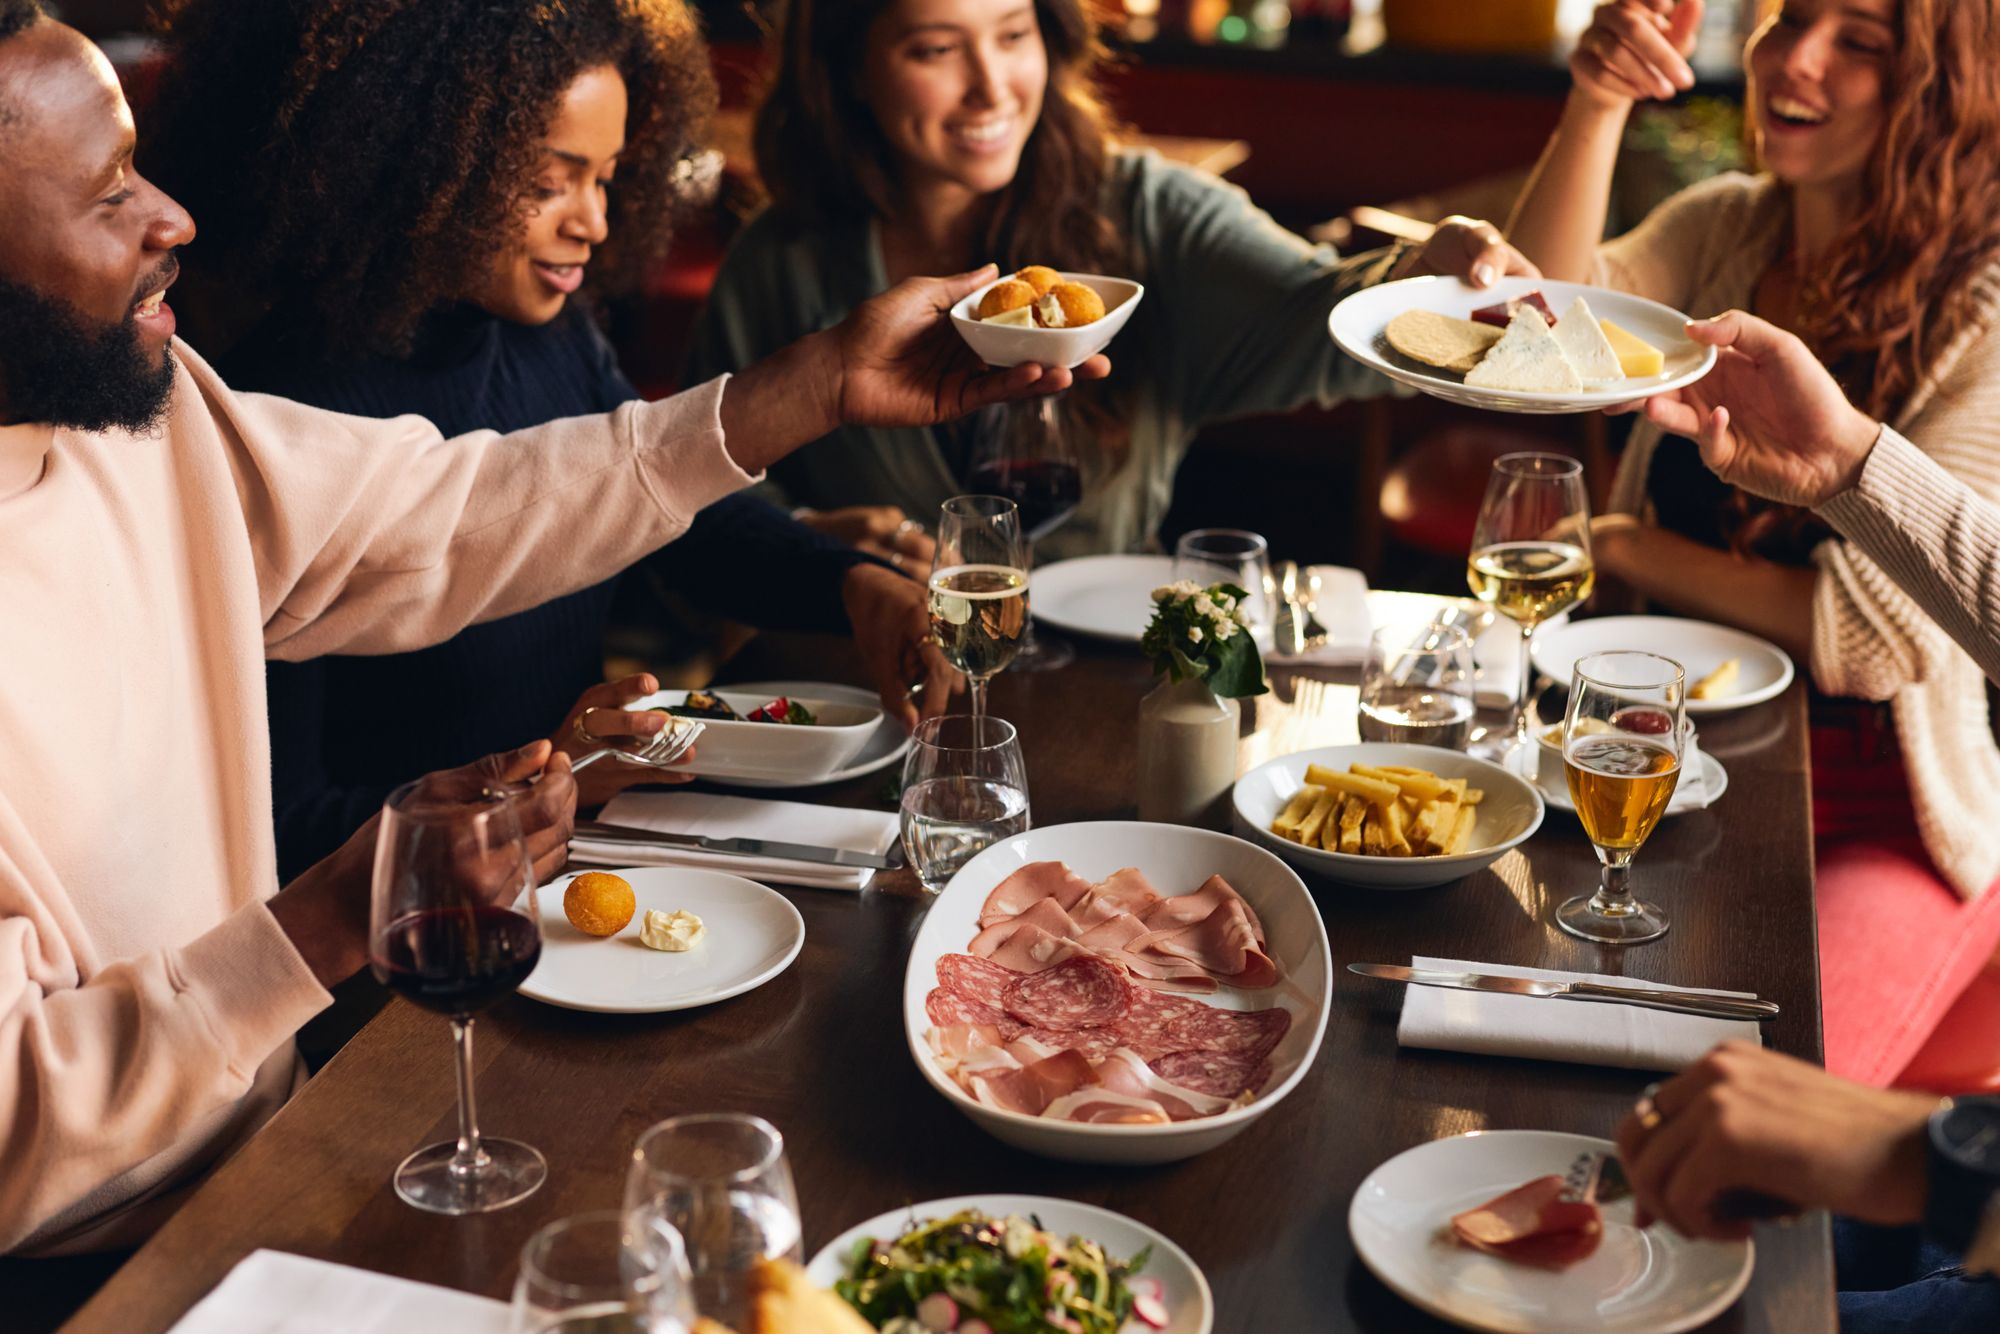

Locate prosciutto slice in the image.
[1450,1176,1603,1268]
[969,1049,1097,1117]
[1091,1049,1236,1121]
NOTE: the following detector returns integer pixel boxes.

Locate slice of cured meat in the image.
[1159,1004,1291,1063]
[971,920,1087,974]
[969,1048,1096,1117]
[980,860,1095,928]
[925,985,1002,1029]
[1016,1025,1123,1062]
[1001,954,1135,1029]
[1109,986,1209,1059]
[1039,1088,1173,1124]
[935,953,1020,1009]
[1138,875,1265,947]
[1092,1050,1235,1120]
[1148,1049,1267,1099]
[1450,1175,1603,1268]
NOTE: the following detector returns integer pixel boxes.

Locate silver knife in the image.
[1348,962,1780,1022]
[575,819,904,871]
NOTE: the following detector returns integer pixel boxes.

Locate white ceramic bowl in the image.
[627,687,880,783]
[1232,743,1544,890]
[904,821,1330,1164]
[950,272,1144,369]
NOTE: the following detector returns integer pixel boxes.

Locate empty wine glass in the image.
[928,495,1029,721]
[1357,623,1476,751]
[369,780,545,1214]
[899,714,1032,893]
[510,1209,699,1334]
[967,398,1082,672]
[623,1114,803,1330]
[1174,529,1277,652]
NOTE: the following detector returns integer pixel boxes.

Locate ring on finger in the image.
[1634,1081,1665,1133]
[894,518,921,540]
[571,709,597,744]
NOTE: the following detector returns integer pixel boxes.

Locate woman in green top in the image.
[690,0,1535,557]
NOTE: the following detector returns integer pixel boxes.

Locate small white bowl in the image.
[950,271,1145,369]
[905,821,1330,1165]
[1232,743,1544,891]
[627,687,880,783]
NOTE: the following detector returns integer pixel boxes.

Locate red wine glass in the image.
[966,396,1081,671]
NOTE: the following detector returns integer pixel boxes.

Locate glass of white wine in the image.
[1558,650,1685,945]
[1466,453,1594,766]
[929,494,1029,721]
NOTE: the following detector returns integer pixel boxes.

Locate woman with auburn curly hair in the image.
[1507,0,2000,1090]
[687,0,1535,560]
[140,0,1000,884]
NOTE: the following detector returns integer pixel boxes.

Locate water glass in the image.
[1174,529,1276,652]
[1357,623,1476,751]
[623,1114,803,1330]
[899,714,1032,893]
[510,1209,698,1334]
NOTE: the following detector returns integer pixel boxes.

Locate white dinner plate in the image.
[1530,616,1795,715]
[1350,1131,1753,1334]
[805,1194,1213,1334]
[1330,277,1716,414]
[517,867,804,1014]
[701,681,910,789]
[1030,553,1177,643]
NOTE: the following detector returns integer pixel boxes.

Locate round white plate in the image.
[1031,554,1177,643]
[1329,277,1716,414]
[702,681,910,789]
[518,867,804,1014]
[1350,1130,1754,1334]
[1534,747,1729,819]
[806,1194,1213,1334]
[1530,616,1795,715]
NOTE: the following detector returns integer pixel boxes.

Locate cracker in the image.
[1386,309,1504,374]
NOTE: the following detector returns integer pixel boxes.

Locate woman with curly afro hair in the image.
[140,0,1064,884]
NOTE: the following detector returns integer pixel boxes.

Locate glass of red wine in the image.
[369,779,546,1214]
[966,396,1082,672]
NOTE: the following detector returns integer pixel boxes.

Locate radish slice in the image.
[1133,1293,1170,1328]
[915,1292,959,1331]
[1129,1277,1165,1301]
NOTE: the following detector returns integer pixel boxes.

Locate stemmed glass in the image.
[899,714,1032,893]
[928,494,1029,720]
[369,780,546,1214]
[1466,453,1594,766]
[1174,529,1277,653]
[1558,651,1685,945]
[966,399,1083,672]
[623,1114,803,1331]
[510,1209,699,1334]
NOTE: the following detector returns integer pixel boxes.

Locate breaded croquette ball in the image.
[976,278,1037,321]
[1014,265,1061,298]
[1035,281,1106,329]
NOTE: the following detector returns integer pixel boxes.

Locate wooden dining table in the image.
[64,606,1833,1333]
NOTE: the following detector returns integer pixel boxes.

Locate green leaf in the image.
[1205,631,1269,699]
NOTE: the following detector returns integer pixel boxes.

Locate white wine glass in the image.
[929,494,1029,721]
[899,714,1031,893]
[510,1209,698,1334]
[966,398,1082,672]
[1467,453,1594,767]
[1558,650,1685,945]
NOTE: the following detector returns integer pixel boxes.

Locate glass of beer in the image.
[1466,454,1594,766]
[929,495,1029,722]
[1556,651,1684,945]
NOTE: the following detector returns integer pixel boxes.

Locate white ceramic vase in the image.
[1135,674,1241,828]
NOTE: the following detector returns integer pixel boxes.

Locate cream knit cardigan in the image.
[1593,171,2000,900]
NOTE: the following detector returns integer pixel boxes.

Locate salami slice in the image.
[926,986,1003,1029]
[1018,1025,1123,1062]
[1159,1004,1290,1063]
[1149,1049,1267,1099]
[937,953,1021,1010]
[1001,954,1134,1029]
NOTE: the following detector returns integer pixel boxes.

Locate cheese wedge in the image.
[1600,319,1666,378]
[982,305,1034,328]
[1552,296,1624,385]
[1464,307,1583,393]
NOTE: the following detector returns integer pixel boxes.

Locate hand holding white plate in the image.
[952,271,1144,369]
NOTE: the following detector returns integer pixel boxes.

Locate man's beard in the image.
[0,276,175,433]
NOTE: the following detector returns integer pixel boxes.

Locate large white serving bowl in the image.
[627,686,880,783]
[1233,744,1544,890]
[905,821,1330,1165]
[950,272,1144,369]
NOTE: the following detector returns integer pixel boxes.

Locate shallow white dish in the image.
[1031,554,1177,643]
[951,272,1144,369]
[1532,729,1729,819]
[1530,616,1794,716]
[905,822,1331,1164]
[518,867,804,1014]
[805,1194,1213,1334]
[1233,743,1544,890]
[1329,276,1715,415]
[627,686,880,782]
[700,680,910,789]
[1350,1130,1753,1334]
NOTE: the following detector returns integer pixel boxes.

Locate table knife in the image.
[1348,962,1780,1022]
[574,819,905,870]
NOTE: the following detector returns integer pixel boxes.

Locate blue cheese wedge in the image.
[1552,296,1625,385]
[639,909,705,952]
[1464,307,1583,393]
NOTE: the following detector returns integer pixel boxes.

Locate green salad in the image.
[834,1210,1165,1334]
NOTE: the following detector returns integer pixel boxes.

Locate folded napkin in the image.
[1396,956,1764,1072]
[170,1250,506,1333]
[1267,565,1372,667]
[570,791,899,891]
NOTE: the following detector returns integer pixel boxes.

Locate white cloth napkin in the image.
[1396,956,1765,1072]
[570,791,899,891]
[1266,564,1372,666]
[169,1250,506,1333]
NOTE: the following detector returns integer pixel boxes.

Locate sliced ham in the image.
[1074,912,1151,951]
[1067,867,1164,926]
[1139,875,1265,946]
[972,920,1087,974]
[969,1048,1097,1117]
[980,860,1095,928]
[1091,1049,1236,1121]
[1450,1176,1603,1268]
[1126,912,1279,990]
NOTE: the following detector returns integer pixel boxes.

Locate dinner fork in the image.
[570,717,704,773]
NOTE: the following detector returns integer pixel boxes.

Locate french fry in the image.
[1271,784,1324,836]
[1353,763,1451,803]
[1303,764,1400,808]
[1293,787,1338,846]
[1270,761,1486,860]
[1462,786,1485,805]
[1409,794,1457,854]
[1336,795,1366,854]
[1444,805,1479,855]
[1381,798,1412,857]
[1361,810,1386,855]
